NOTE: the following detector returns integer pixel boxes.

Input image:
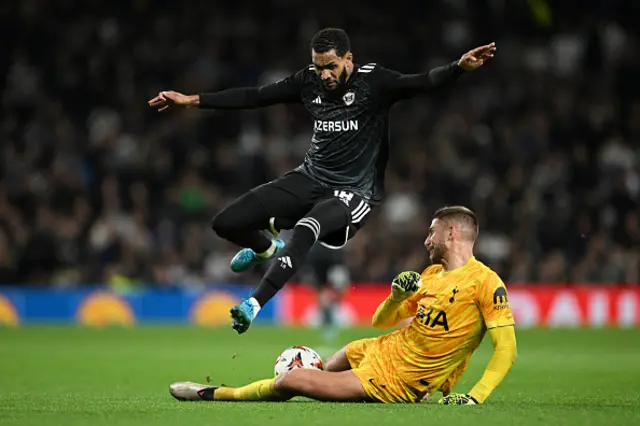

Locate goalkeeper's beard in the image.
[429,245,445,264]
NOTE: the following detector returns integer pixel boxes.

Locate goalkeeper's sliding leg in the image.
[169,369,370,402]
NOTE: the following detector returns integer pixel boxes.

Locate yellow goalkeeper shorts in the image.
[346,337,423,403]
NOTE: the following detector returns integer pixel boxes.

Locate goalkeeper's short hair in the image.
[433,206,479,241]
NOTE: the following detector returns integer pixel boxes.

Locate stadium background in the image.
[1,2,640,426]
[0,0,638,328]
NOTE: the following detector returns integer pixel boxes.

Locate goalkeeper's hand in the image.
[438,393,479,405]
[390,271,421,302]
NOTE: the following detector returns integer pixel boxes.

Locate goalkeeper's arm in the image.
[468,325,517,403]
[371,272,420,329]
[439,326,517,405]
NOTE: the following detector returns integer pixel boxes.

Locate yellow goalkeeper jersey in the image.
[351,256,515,401]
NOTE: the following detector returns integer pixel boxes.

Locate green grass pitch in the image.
[1,326,639,426]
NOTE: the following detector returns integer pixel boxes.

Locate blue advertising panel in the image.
[0,286,278,326]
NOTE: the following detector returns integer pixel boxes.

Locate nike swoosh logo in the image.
[368,378,386,389]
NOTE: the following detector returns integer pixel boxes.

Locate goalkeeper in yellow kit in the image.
[170,206,517,405]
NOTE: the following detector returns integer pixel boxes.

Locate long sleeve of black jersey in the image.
[375,61,464,104]
[198,68,306,109]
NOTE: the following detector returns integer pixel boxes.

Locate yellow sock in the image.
[213,378,285,401]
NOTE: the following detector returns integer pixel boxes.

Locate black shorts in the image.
[250,171,373,250]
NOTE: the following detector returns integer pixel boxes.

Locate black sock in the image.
[252,197,350,307]
[252,225,316,306]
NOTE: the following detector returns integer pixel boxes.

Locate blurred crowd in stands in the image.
[0,0,638,286]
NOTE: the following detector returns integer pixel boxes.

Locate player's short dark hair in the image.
[433,206,479,241]
[310,28,351,57]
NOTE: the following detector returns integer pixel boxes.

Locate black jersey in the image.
[199,61,463,204]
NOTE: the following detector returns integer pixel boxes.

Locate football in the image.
[274,346,324,376]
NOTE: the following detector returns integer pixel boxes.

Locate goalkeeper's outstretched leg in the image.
[169,369,369,402]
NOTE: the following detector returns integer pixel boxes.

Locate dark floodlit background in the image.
[1,6,640,426]
[0,0,638,328]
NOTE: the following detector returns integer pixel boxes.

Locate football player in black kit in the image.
[149,28,496,334]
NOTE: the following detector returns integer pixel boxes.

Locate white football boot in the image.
[169,381,218,401]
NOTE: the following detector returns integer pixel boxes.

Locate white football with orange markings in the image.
[274,346,324,376]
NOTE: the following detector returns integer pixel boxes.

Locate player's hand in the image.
[148,91,199,112]
[458,42,496,71]
[438,393,479,405]
[390,271,421,302]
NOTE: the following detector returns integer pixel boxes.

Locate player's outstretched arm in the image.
[440,272,517,406]
[469,325,517,403]
[440,325,517,405]
[148,71,304,112]
[371,271,420,329]
[377,42,496,102]
[148,91,199,111]
[457,43,496,71]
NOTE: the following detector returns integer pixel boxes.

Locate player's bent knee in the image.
[325,346,351,372]
[211,198,255,237]
[210,209,236,237]
[274,369,307,396]
[211,193,268,237]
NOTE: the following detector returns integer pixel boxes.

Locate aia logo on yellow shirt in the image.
[416,305,450,331]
